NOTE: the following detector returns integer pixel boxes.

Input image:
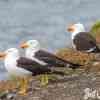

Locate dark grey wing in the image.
[35,50,81,69]
[17,57,51,75]
[73,32,100,52]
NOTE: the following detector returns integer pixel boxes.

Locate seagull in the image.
[0,48,59,95]
[20,40,81,69]
[67,23,100,53]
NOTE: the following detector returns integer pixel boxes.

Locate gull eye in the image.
[8,50,11,52]
[30,42,33,44]
[7,50,12,53]
[29,41,33,45]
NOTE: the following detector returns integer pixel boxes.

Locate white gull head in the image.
[5,48,19,58]
[67,23,85,39]
[20,40,40,59]
[1,48,19,74]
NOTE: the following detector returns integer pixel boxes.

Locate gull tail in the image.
[49,56,82,69]
[92,46,100,53]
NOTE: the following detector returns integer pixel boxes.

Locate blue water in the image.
[0,0,100,80]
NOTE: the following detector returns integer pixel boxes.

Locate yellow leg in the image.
[40,74,49,86]
[44,74,49,85]
[18,77,29,95]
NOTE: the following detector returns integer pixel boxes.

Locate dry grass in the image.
[0,80,17,92]
[56,48,95,65]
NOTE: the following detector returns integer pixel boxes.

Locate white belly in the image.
[72,40,76,49]
[7,67,32,77]
[5,59,32,77]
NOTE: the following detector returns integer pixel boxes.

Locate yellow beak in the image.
[0,52,6,59]
[67,25,75,32]
[20,42,29,49]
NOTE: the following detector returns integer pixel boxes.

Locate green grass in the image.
[90,20,100,37]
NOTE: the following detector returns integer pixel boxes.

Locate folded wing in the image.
[17,57,51,75]
[73,32,100,52]
[35,50,81,69]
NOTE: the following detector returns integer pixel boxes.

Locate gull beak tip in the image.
[0,52,6,59]
[20,42,29,49]
[67,24,75,32]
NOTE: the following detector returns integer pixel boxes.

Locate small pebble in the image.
[92,62,100,66]
[7,93,16,100]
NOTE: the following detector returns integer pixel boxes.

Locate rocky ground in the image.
[0,49,100,100]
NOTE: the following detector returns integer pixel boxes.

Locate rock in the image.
[0,90,8,99]
[7,93,16,100]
